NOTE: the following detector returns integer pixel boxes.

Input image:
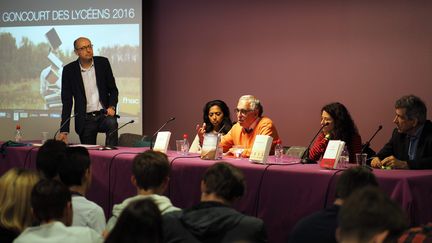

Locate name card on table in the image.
[249,135,273,164]
[319,140,345,169]
[200,133,221,160]
[153,131,171,153]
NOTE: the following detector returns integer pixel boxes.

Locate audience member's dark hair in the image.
[338,187,408,243]
[132,151,170,190]
[58,147,91,187]
[203,100,233,134]
[36,139,67,179]
[335,166,378,200]
[395,95,427,125]
[322,102,359,144]
[105,199,162,243]
[202,162,245,203]
[31,179,71,222]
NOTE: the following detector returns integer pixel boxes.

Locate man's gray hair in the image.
[395,95,427,124]
[239,95,263,117]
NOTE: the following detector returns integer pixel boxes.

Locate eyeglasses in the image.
[76,44,93,52]
[234,108,254,115]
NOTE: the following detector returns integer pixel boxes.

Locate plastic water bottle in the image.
[15,124,22,142]
[182,134,189,155]
[274,139,284,162]
[339,145,349,168]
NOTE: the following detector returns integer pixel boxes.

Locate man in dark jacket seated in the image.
[371,95,432,169]
[163,162,267,243]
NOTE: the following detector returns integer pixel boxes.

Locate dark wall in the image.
[143,0,432,151]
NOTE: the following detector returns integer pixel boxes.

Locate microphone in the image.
[361,125,383,156]
[54,113,78,139]
[300,122,329,164]
[149,117,176,150]
[101,120,135,150]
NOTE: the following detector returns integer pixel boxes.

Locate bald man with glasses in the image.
[58,37,119,146]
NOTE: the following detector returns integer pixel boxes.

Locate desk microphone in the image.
[101,120,135,150]
[149,117,176,150]
[361,125,383,156]
[54,113,78,139]
[300,122,329,164]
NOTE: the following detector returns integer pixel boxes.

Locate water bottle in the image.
[339,145,349,168]
[15,124,22,142]
[182,133,189,155]
[274,139,284,162]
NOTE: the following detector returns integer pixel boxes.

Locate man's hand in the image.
[106,106,116,117]
[381,156,409,169]
[57,132,68,144]
[370,157,382,168]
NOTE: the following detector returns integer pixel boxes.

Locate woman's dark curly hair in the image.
[203,100,232,134]
[322,102,359,143]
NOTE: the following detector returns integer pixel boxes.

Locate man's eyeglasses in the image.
[234,108,254,115]
[76,44,93,52]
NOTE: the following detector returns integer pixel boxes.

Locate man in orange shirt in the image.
[220,95,280,157]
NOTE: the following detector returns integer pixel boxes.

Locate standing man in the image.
[371,95,432,169]
[219,95,279,157]
[58,37,119,146]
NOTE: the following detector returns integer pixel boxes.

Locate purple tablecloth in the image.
[1,145,431,243]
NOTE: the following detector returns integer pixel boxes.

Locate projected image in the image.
[0,24,140,119]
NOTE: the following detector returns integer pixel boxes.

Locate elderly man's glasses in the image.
[235,108,254,115]
[76,44,93,52]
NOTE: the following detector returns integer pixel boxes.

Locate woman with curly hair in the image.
[309,102,362,162]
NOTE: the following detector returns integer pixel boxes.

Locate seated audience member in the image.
[36,139,67,179]
[0,168,40,243]
[105,199,163,243]
[13,179,103,243]
[58,147,106,234]
[106,150,179,232]
[217,95,280,157]
[163,162,267,243]
[289,166,378,243]
[190,99,233,153]
[337,187,408,243]
[371,95,432,169]
[308,102,362,162]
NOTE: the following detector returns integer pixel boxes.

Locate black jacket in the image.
[60,56,118,135]
[163,201,267,243]
[376,120,432,169]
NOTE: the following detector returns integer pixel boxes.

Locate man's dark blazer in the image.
[60,56,118,135]
[376,120,432,169]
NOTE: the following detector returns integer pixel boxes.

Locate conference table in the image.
[1,144,431,243]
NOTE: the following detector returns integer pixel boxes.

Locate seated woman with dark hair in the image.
[309,102,362,162]
[0,168,40,243]
[190,100,233,153]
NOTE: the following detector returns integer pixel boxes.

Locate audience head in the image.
[58,146,91,188]
[203,99,232,134]
[321,102,358,143]
[335,166,378,200]
[0,168,40,232]
[201,162,245,204]
[105,199,163,243]
[31,179,72,225]
[236,95,263,128]
[394,95,427,134]
[337,187,408,243]
[36,139,67,179]
[131,150,170,193]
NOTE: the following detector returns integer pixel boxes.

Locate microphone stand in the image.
[101,120,135,150]
[150,117,176,150]
[54,113,78,139]
[300,123,329,164]
[361,125,383,161]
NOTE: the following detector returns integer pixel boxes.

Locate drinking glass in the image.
[233,145,245,159]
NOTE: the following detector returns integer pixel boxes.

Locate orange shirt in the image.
[221,116,280,157]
